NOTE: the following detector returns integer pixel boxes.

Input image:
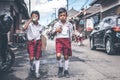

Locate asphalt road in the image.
[0,39,120,80]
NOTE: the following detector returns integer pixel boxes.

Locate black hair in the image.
[31,11,40,20]
[58,8,67,15]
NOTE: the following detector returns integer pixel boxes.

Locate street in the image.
[0,39,120,80]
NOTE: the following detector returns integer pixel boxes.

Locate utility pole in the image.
[29,0,31,14]
[67,0,68,10]
[52,8,57,19]
[54,8,56,19]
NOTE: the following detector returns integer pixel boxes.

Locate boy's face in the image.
[58,12,67,22]
[31,13,39,22]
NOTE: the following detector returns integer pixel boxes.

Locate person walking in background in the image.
[52,8,73,78]
[75,26,84,46]
[75,29,80,45]
[23,11,46,78]
[79,31,84,46]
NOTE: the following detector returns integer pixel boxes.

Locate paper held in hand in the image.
[41,36,47,50]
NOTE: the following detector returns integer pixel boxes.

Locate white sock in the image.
[58,58,63,68]
[64,59,69,70]
[35,60,40,73]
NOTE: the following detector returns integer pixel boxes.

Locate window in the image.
[106,18,113,24]
[98,21,104,29]
[117,18,120,26]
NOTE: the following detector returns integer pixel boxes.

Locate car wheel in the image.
[105,38,116,55]
[90,38,96,50]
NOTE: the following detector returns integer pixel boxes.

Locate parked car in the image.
[90,15,120,55]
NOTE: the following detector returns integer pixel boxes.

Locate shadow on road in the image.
[0,71,22,80]
[0,47,88,80]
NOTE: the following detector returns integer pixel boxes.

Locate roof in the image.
[67,8,79,19]
[86,5,101,14]
[76,5,101,18]
[15,0,29,19]
[90,0,104,6]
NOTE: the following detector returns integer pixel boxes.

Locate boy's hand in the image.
[56,27,62,33]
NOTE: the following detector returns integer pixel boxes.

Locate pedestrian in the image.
[75,29,80,45]
[79,31,84,46]
[75,29,84,46]
[52,8,73,78]
[23,11,46,78]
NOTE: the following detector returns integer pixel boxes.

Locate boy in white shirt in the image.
[23,11,46,78]
[52,8,73,78]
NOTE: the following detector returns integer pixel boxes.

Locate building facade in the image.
[0,0,29,42]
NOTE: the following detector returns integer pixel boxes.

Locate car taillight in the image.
[113,26,120,32]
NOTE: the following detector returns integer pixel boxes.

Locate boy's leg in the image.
[64,56,69,70]
[57,53,63,77]
[57,53,63,67]
[80,37,84,46]
[30,59,35,72]
[34,40,42,78]
[64,56,70,78]
[56,39,64,77]
[27,41,35,72]
[34,57,41,78]
[34,59,40,78]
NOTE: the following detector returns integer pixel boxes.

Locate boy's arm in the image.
[23,18,32,31]
[52,30,57,36]
[52,23,62,36]
[52,24,57,36]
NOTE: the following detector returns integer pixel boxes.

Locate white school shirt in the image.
[53,21,73,39]
[79,33,83,37]
[25,22,44,40]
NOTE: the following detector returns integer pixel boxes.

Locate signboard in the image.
[86,19,94,31]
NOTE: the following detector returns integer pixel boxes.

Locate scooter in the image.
[0,47,15,72]
[0,13,15,72]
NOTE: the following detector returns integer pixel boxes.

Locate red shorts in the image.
[56,38,72,56]
[79,37,83,42]
[27,39,42,59]
[76,36,80,42]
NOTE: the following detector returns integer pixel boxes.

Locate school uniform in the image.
[53,21,73,56]
[75,30,80,42]
[79,33,83,42]
[25,22,44,59]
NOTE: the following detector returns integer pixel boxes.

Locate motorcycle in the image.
[0,13,15,72]
[0,47,15,72]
